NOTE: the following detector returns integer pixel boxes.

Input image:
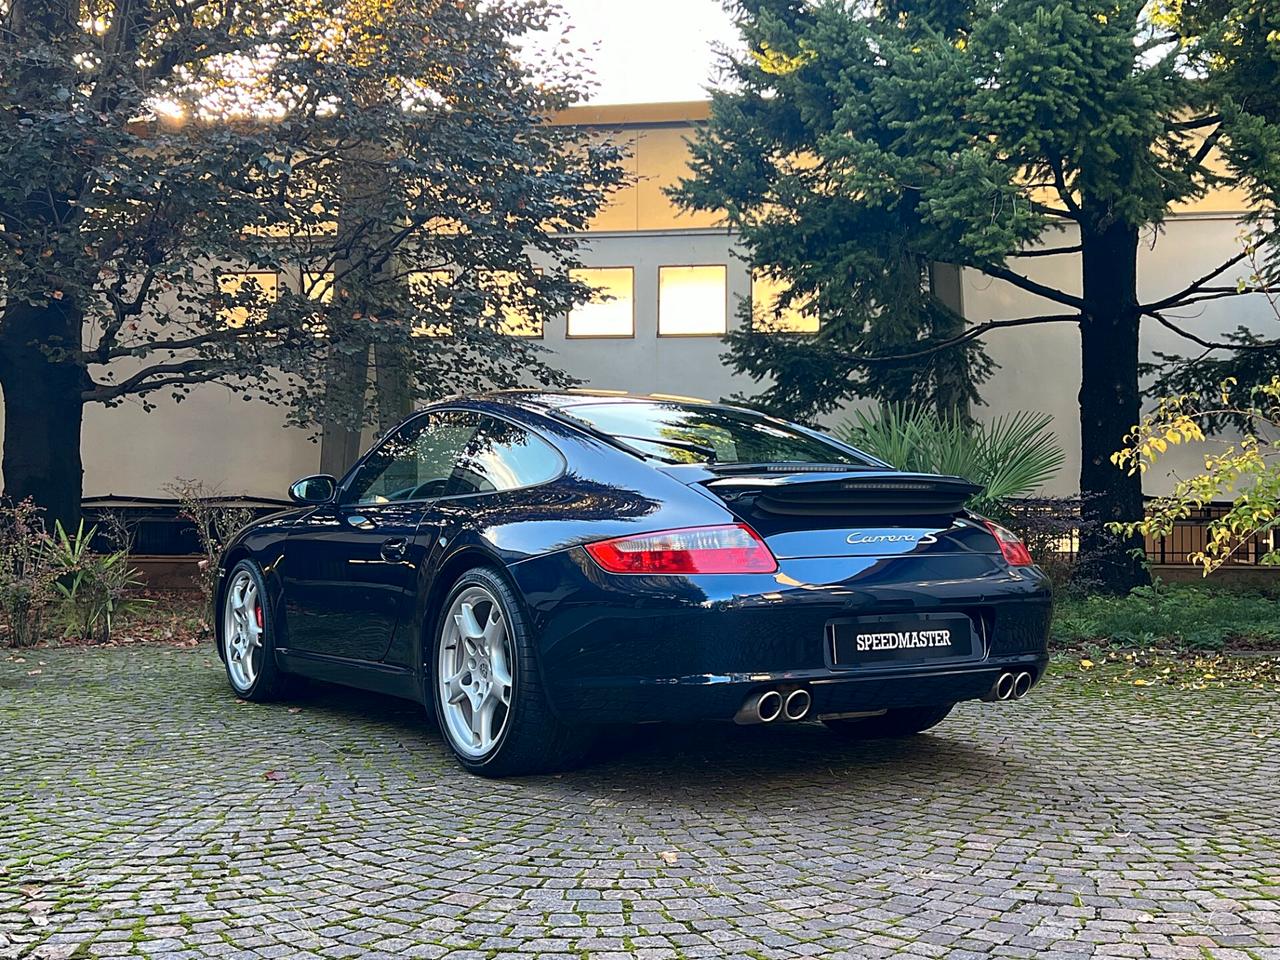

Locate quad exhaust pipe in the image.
[755,689,784,723]
[985,670,1035,702]
[736,686,811,724]
[784,688,811,721]
[737,667,1035,724]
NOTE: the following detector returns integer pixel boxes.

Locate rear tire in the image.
[823,703,955,739]
[430,567,592,777]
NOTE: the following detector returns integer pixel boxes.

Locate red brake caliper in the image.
[254,604,264,630]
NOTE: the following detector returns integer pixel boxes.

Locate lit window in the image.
[302,271,335,303]
[568,267,634,338]
[218,271,278,329]
[751,270,819,333]
[298,270,334,338]
[484,270,543,338]
[658,265,728,336]
[408,270,454,337]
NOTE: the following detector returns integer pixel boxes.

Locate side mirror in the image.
[289,474,337,505]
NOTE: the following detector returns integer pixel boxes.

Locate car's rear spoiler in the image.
[702,471,984,517]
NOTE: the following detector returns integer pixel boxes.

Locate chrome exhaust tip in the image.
[1012,671,1033,700]
[994,672,1015,701]
[757,690,784,723]
[734,689,786,725]
[783,688,811,721]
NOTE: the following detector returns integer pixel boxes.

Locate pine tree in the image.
[673,0,1280,592]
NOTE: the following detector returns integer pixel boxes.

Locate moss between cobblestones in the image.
[3,645,1279,959]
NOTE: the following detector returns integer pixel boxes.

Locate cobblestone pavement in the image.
[1,646,1278,960]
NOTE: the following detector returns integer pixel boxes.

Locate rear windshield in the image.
[559,401,869,466]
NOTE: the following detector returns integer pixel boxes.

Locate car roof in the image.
[474,389,727,412]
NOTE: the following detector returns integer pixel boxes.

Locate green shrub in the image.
[839,404,1065,516]
[1051,582,1280,651]
[0,499,58,647]
[47,520,146,644]
[164,478,257,632]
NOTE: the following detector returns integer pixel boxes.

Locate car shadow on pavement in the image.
[280,677,1014,802]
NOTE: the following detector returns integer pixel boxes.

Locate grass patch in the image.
[1052,648,1280,689]
[1052,582,1280,651]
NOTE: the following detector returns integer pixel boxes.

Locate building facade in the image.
[0,101,1273,505]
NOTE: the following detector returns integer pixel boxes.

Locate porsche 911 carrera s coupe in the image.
[215,391,1052,776]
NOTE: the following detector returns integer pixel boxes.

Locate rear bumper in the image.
[508,549,1053,725]
[547,656,1049,724]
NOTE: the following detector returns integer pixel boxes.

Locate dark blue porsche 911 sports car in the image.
[215,391,1052,776]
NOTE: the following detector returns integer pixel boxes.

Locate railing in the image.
[1006,497,1276,566]
[77,494,1278,567]
[81,495,291,556]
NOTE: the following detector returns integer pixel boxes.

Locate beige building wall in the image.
[1,101,1270,502]
[966,214,1272,496]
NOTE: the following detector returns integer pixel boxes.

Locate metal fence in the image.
[77,495,1277,566]
[82,495,291,556]
[1006,497,1275,566]
[1141,503,1275,566]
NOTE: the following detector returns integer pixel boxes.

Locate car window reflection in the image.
[343,411,563,506]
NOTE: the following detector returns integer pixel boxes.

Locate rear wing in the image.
[703,471,983,517]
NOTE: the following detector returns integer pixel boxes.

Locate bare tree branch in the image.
[1167,114,1223,131]
[1142,250,1251,311]
[1143,309,1280,352]
[979,263,1086,309]
[1028,200,1080,220]
[1046,154,1082,218]
[1009,244,1083,258]
[836,313,1082,364]
[1158,286,1268,310]
[1189,125,1225,170]
[83,357,240,402]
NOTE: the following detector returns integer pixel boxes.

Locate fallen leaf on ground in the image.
[263,770,286,781]
[657,850,679,865]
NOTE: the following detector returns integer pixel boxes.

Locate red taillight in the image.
[982,519,1034,567]
[584,524,778,575]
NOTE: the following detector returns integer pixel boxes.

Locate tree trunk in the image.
[0,299,86,534]
[928,263,973,421]
[373,340,413,435]
[1074,214,1150,594]
[318,345,369,477]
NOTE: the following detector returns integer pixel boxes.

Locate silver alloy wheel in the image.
[223,569,264,692]
[438,585,514,758]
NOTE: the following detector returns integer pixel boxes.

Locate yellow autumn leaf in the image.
[1079,659,1094,669]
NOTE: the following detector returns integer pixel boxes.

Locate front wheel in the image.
[823,703,955,739]
[220,560,289,701]
[431,567,590,777]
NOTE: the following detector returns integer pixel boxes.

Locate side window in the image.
[450,416,563,496]
[344,412,479,505]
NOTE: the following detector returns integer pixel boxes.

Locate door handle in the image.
[380,537,409,562]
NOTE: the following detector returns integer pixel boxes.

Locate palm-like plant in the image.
[46,521,146,643]
[839,405,1066,515]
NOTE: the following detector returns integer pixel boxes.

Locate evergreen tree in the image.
[673,0,1280,592]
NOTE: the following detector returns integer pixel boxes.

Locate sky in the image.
[549,0,739,104]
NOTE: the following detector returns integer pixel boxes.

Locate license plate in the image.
[830,614,976,667]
